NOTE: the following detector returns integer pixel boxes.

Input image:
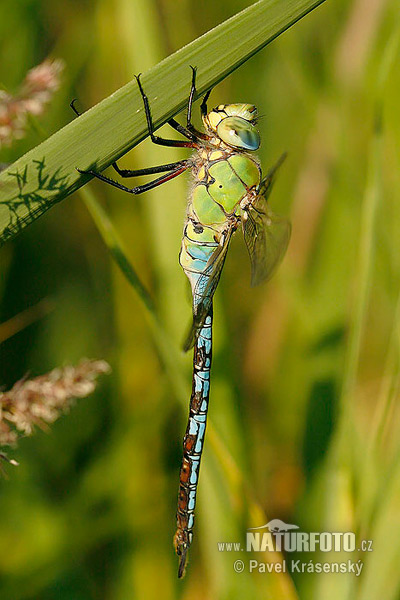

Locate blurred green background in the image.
[1,0,400,598]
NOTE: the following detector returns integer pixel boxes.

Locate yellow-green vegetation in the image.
[0,0,399,598]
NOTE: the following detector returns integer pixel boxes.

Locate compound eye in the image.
[217,116,260,150]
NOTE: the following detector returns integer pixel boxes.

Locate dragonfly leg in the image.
[111,159,190,178]
[200,89,211,119]
[77,163,188,194]
[70,100,192,180]
[167,117,196,141]
[185,66,209,140]
[164,67,209,142]
[70,99,81,117]
[136,74,196,149]
[186,65,198,127]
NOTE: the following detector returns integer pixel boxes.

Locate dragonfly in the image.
[76,68,291,578]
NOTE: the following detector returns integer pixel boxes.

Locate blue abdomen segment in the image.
[173,310,213,577]
[179,222,219,308]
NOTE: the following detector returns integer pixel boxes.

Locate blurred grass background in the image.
[1,0,400,598]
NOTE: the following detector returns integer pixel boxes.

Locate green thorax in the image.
[179,102,262,282]
[189,148,261,228]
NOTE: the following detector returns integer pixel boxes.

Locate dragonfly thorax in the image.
[203,103,260,151]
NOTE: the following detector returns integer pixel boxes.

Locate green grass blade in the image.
[81,187,155,314]
[0,0,326,246]
[80,186,189,401]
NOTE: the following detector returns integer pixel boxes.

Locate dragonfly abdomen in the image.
[179,220,219,301]
[174,310,213,578]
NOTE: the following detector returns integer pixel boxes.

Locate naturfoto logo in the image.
[246,520,357,552]
[217,519,373,555]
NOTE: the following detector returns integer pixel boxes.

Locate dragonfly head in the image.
[203,103,260,151]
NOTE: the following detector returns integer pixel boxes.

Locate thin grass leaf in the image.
[82,187,155,314]
[0,0,326,246]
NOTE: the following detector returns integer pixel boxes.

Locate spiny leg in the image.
[165,66,207,142]
[112,159,189,178]
[158,66,203,141]
[77,163,188,194]
[185,66,209,140]
[165,67,199,141]
[167,118,196,141]
[200,89,211,119]
[186,65,197,127]
[135,74,196,149]
[72,84,197,144]
[158,66,210,142]
[71,98,191,181]
[73,69,211,180]
[169,65,211,141]
[72,85,195,150]
[70,99,81,117]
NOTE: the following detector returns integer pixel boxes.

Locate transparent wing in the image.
[183,225,236,351]
[243,204,291,286]
[243,154,291,286]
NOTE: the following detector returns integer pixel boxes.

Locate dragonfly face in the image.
[202,103,260,151]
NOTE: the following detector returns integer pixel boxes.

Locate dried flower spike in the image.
[0,359,111,455]
[0,58,65,148]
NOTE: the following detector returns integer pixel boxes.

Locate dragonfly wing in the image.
[243,192,291,287]
[259,152,287,201]
[183,225,236,351]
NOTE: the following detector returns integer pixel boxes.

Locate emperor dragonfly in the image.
[77,68,291,578]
